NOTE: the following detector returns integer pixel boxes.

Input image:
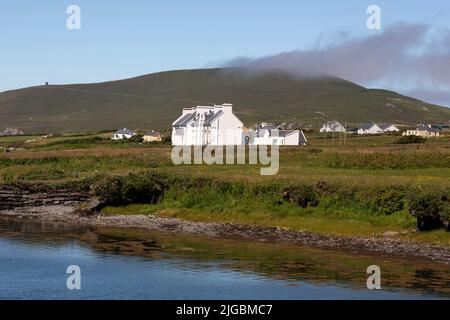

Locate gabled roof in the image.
[323,120,344,128]
[359,123,378,130]
[173,113,196,128]
[144,130,161,137]
[258,123,283,131]
[417,124,439,132]
[115,128,135,135]
[204,110,223,126]
[378,123,397,130]
[278,130,297,137]
[299,130,308,145]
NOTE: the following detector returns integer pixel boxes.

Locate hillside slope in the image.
[1,68,449,133]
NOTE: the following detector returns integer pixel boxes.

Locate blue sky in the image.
[1,1,450,105]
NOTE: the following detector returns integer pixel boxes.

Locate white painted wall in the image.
[358,124,383,135]
[172,104,243,146]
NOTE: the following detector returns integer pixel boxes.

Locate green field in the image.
[1,131,450,245]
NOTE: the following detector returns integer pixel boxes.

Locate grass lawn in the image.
[1,131,450,245]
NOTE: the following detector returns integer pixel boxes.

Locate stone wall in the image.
[0,188,90,210]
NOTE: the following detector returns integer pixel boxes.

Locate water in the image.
[0,218,449,300]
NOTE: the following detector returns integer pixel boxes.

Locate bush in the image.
[93,176,124,205]
[93,173,165,206]
[373,189,405,215]
[282,184,319,208]
[395,135,426,144]
[408,189,449,231]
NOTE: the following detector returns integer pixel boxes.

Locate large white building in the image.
[172,103,243,146]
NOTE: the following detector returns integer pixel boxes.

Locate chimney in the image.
[182,107,193,116]
[222,103,233,114]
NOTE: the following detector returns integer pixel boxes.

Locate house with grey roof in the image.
[143,130,162,142]
[403,125,441,138]
[378,123,400,133]
[357,123,383,135]
[320,121,346,133]
[172,103,243,146]
[112,128,136,140]
[253,123,307,146]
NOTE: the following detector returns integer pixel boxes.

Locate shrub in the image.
[282,184,319,208]
[93,176,124,205]
[92,173,165,206]
[373,189,405,215]
[408,189,449,231]
[395,135,426,144]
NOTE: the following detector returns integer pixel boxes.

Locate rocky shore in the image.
[0,188,89,210]
[1,205,449,265]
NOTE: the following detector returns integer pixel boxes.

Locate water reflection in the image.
[0,217,449,299]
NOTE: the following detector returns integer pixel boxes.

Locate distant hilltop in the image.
[0,68,450,133]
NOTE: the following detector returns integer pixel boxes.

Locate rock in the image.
[383,231,399,237]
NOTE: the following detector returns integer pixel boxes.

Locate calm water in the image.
[0,218,449,300]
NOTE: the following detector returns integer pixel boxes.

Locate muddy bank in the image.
[1,205,449,265]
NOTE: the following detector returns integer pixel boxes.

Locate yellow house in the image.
[143,130,163,142]
[403,125,440,138]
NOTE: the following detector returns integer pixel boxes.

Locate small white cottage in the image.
[253,123,307,146]
[357,123,383,135]
[320,121,346,133]
[112,128,136,140]
[378,123,400,133]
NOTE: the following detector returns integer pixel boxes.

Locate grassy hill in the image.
[1,68,450,133]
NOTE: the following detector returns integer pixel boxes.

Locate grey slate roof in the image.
[204,110,223,126]
[258,124,283,131]
[359,123,377,130]
[299,131,308,145]
[115,128,134,135]
[378,123,397,131]
[417,124,439,132]
[173,113,196,127]
[144,130,161,137]
[278,130,296,137]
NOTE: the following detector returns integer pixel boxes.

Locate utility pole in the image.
[344,121,347,146]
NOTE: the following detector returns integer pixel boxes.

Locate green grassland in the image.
[1,131,450,245]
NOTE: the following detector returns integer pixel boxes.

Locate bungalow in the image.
[403,125,440,138]
[430,124,450,132]
[357,123,383,135]
[0,128,24,136]
[112,128,136,140]
[320,121,346,133]
[253,123,307,146]
[378,123,400,133]
[143,130,162,142]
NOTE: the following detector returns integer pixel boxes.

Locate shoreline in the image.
[1,205,450,265]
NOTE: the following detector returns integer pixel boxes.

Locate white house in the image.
[143,130,162,142]
[403,125,440,138]
[253,123,307,146]
[320,121,346,133]
[172,103,243,146]
[378,123,400,133]
[112,128,136,140]
[357,123,383,135]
